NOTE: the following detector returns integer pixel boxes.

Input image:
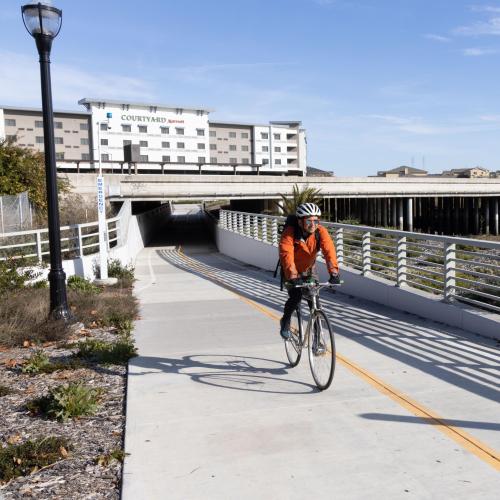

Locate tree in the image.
[0,137,69,212]
[276,183,322,215]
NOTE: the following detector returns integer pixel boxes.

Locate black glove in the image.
[288,277,302,286]
[329,273,341,285]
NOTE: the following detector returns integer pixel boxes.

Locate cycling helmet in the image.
[296,203,321,218]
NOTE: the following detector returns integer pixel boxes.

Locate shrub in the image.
[22,350,51,374]
[95,448,127,467]
[94,258,135,287]
[26,383,103,421]
[67,275,101,295]
[75,336,137,365]
[0,436,70,482]
[0,257,41,295]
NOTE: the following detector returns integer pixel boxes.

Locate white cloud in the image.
[454,16,500,36]
[470,5,500,13]
[0,50,155,108]
[423,34,451,42]
[463,47,499,55]
[480,114,500,121]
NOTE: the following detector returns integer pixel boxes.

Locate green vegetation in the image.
[21,350,83,375]
[0,436,70,482]
[27,382,103,421]
[0,137,69,212]
[74,336,137,365]
[95,448,128,467]
[67,275,101,295]
[276,183,322,215]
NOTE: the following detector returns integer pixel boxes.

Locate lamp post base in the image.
[94,277,119,286]
[48,269,73,321]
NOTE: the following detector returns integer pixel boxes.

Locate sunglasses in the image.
[304,218,319,226]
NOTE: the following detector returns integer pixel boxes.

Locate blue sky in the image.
[2,0,500,176]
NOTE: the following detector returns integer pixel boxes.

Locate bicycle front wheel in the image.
[308,310,336,390]
[285,308,303,367]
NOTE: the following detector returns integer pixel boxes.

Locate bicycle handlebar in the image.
[290,281,344,288]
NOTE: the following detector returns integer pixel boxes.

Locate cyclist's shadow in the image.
[130,353,318,394]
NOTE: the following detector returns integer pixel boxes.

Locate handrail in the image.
[219,209,500,314]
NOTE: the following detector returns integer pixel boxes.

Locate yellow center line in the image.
[174,249,500,471]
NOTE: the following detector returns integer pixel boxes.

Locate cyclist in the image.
[279,202,340,339]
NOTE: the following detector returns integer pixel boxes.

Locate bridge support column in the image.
[485,199,490,235]
[464,198,471,235]
[474,198,480,234]
[398,198,404,230]
[391,198,397,228]
[381,198,387,227]
[494,198,499,236]
[407,198,413,232]
[453,198,460,235]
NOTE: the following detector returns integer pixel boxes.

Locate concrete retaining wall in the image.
[216,227,500,341]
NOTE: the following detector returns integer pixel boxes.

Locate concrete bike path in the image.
[122,245,500,500]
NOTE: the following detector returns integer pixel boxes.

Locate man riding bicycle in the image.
[279,203,340,339]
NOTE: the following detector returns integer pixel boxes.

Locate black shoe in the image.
[280,318,291,340]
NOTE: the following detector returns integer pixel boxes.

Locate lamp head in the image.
[22,2,62,40]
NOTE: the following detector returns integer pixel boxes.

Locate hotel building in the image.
[1,99,307,173]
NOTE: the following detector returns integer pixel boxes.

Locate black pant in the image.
[282,287,315,326]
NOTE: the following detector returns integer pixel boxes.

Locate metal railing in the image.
[220,210,500,314]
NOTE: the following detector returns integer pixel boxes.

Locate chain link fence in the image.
[0,192,33,233]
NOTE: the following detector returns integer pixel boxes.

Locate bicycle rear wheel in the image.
[285,308,303,367]
[308,310,336,390]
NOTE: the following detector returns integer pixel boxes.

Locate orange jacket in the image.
[279,224,339,280]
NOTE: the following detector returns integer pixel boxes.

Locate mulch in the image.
[0,328,127,499]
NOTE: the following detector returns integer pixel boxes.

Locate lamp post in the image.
[22,2,71,320]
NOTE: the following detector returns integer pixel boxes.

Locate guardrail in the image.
[220,210,500,314]
[0,214,123,263]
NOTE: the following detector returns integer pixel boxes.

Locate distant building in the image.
[377,166,428,177]
[441,167,490,178]
[306,166,334,177]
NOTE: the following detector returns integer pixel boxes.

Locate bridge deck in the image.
[122,244,499,499]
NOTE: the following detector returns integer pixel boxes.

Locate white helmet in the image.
[296,203,321,218]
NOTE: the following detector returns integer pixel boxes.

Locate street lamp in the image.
[22,2,71,321]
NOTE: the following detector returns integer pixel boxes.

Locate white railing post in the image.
[444,242,456,302]
[221,211,227,230]
[271,218,278,245]
[252,215,258,239]
[35,231,42,263]
[231,212,236,232]
[77,225,84,258]
[244,214,250,237]
[237,213,243,234]
[362,231,371,275]
[335,227,344,265]
[397,236,407,287]
[262,217,268,243]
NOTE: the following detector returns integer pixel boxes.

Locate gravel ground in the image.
[0,328,127,499]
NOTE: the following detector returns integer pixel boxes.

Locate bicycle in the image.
[284,280,341,390]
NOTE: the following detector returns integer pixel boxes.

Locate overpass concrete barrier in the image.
[216,226,500,341]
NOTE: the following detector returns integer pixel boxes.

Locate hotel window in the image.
[162,141,170,148]
[101,153,109,161]
[275,159,282,165]
[175,108,183,115]
[55,152,65,160]
[35,120,43,128]
[274,146,281,152]
[229,145,236,151]
[262,146,268,152]
[177,156,185,163]
[138,125,147,133]
[210,144,216,150]
[122,124,131,132]
[229,132,236,138]
[229,158,237,164]
[81,153,90,160]
[140,140,148,147]
[161,126,169,134]
[241,145,249,151]
[261,132,268,139]
[210,157,217,163]
[123,140,132,146]
[101,139,108,146]
[177,142,185,149]
[175,127,184,135]
[274,133,280,140]
[6,134,16,141]
[197,129,205,136]
[36,136,44,143]
[197,143,205,149]
[262,158,269,165]
[241,132,249,139]
[99,123,108,131]
[140,155,149,162]
[81,138,89,145]
[5,119,16,126]
[242,158,249,164]
[80,122,89,130]
[209,130,216,137]
[198,156,206,164]
[55,137,63,144]
[162,155,171,162]
[55,122,63,129]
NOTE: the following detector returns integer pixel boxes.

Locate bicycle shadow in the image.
[130,353,318,394]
